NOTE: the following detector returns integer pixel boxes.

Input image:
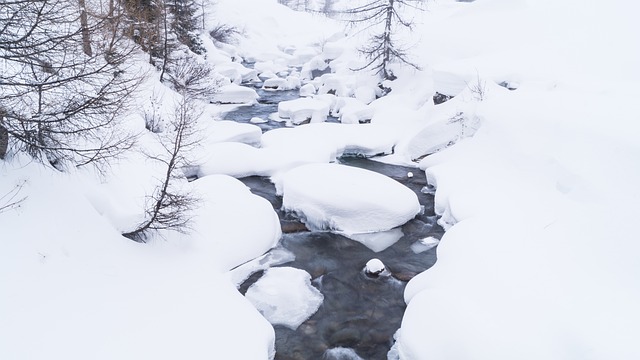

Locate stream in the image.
[224,77,443,359]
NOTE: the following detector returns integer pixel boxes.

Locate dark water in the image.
[222,84,340,133]
[226,77,441,359]
[238,159,442,360]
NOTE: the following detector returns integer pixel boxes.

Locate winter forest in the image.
[1,0,639,359]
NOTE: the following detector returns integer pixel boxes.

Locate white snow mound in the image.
[278,97,331,124]
[212,84,259,104]
[204,120,262,147]
[245,267,323,330]
[280,163,421,234]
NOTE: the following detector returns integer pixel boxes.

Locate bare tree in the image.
[165,55,222,101]
[0,0,141,169]
[0,180,27,215]
[122,96,201,242]
[343,0,423,81]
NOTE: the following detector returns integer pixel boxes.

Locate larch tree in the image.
[122,95,201,242]
[344,0,423,81]
[0,0,141,168]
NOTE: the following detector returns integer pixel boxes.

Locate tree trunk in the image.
[159,2,169,82]
[78,0,93,56]
[0,123,8,159]
[383,0,394,80]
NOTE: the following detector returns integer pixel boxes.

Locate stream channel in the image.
[224,80,443,359]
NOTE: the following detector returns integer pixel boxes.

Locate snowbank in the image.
[279,163,421,234]
[390,1,640,358]
[0,161,276,360]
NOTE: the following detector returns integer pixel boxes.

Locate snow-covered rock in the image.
[354,86,378,105]
[339,103,374,124]
[279,163,421,234]
[192,175,282,270]
[299,83,317,97]
[262,77,288,90]
[278,97,331,124]
[318,74,350,97]
[245,267,323,330]
[211,84,259,104]
[323,347,365,360]
[258,70,278,80]
[405,120,462,160]
[203,120,262,147]
[250,117,268,124]
[262,76,300,91]
[215,62,259,84]
[365,258,386,276]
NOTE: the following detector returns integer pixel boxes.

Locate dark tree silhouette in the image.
[0,0,141,169]
[344,0,423,81]
[122,96,200,242]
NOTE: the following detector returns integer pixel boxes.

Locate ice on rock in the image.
[345,227,404,252]
[280,163,421,234]
[211,84,259,104]
[410,236,440,254]
[245,267,323,330]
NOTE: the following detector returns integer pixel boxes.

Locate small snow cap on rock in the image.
[364,258,386,277]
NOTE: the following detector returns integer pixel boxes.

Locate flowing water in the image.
[225,80,442,359]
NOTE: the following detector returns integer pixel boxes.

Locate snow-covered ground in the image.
[2,0,640,359]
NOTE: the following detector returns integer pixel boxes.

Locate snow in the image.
[190,175,282,270]
[323,347,365,360]
[364,258,385,275]
[345,228,404,253]
[211,84,259,104]
[262,76,301,91]
[245,267,324,330]
[409,236,439,254]
[277,97,331,124]
[203,120,262,146]
[230,247,296,287]
[215,62,259,84]
[0,161,276,360]
[279,163,421,234]
[388,1,640,358]
[299,83,317,97]
[4,0,640,358]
